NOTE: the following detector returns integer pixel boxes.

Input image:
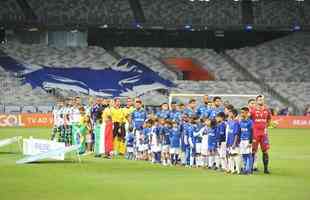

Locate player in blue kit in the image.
[131,100,147,131]
[179,113,189,165]
[209,96,224,120]
[239,107,254,175]
[131,100,147,159]
[169,121,181,165]
[189,117,200,167]
[125,127,135,160]
[196,95,211,119]
[141,121,152,160]
[168,101,182,123]
[207,118,218,169]
[183,117,195,167]
[151,118,165,163]
[156,103,170,119]
[161,120,172,166]
[183,99,197,118]
[191,118,204,167]
[216,112,227,171]
[226,108,241,174]
[199,119,209,168]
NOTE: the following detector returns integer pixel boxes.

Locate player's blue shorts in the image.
[208,141,217,151]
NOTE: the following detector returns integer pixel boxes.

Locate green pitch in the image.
[0,128,309,200]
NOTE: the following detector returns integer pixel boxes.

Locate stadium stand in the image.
[115,47,246,81]
[0,66,56,106]
[1,0,309,27]
[226,32,310,81]
[267,82,310,111]
[26,0,134,24]
[305,1,310,25]
[140,0,242,25]
[114,47,178,80]
[0,0,25,21]
[1,41,119,69]
[253,0,303,26]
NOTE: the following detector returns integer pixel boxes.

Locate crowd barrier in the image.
[0,114,309,128]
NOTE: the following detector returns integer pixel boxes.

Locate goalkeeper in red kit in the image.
[250,95,271,174]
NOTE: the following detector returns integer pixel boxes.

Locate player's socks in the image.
[263,153,270,174]
[205,156,209,167]
[233,155,241,174]
[201,156,205,167]
[163,159,167,166]
[175,154,179,165]
[242,154,247,172]
[154,153,157,162]
[247,154,253,174]
[252,153,258,171]
[221,157,227,171]
[181,152,185,165]
[197,156,202,167]
[215,155,220,169]
[228,157,234,172]
[155,152,160,163]
[190,156,195,166]
[172,154,176,165]
[170,154,174,165]
[208,156,214,168]
[167,159,172,166]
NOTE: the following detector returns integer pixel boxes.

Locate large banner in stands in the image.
[0,56,174,97]
[0,114,53,128]
[272,116,310,129]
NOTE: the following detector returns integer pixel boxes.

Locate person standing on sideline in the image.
[109,98,126,156]
[250,95,271,174]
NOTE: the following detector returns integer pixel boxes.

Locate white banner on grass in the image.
[23,138,66,160]
[0,136,22,148]
[16,144,80,164]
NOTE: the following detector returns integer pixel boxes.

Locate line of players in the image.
[127,95,271,175]
[51,96,95,153]
[51,94,271,175]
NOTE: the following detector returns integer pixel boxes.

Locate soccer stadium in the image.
[0,0,310,199]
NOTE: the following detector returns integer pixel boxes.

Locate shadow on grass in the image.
[0,151,20,155]
[27,160,90,165]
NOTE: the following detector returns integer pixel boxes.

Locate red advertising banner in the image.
[20,113,53,128]
[0,113,53,128]
[272,116,310,129]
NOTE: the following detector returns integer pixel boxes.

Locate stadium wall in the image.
[0,113,53,128]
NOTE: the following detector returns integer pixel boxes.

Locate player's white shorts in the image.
[239,140,252,154]
[196,143,202,154]
[228,147,240,156]
[142,144,149,151]
[86,134,92,143]
[201,135,208,155]
[127,147,134,153]
[138,144,144,152]
[162,145,169,153]
[170,147,180,154]
[218,142,227,158]
[151,144,162,153]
